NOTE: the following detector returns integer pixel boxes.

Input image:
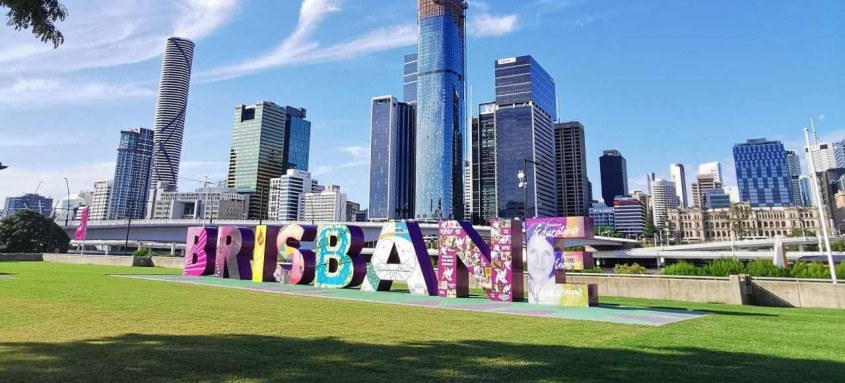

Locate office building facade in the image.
[555,121,589,217]
[495,55,558,219]
[669,203,828,242]
[805,141,845,173]
[670,163,688,208]
[149,37,195,192]
[600,150,628,205]
[302,185,347,223]
[2,194,53,218]
[109,128,154,219]
[786,150,802,206]
[698,161,723,184]
[691,173,722,208]
[733,138,792,207]
[149,187,247,220]
[470,102,497,225]
[403,53,418,104]
[414,0,467,220]
[368,96,415,220]
[226,102,311,219]
[613,196,645,237]
[589,203,615,230]
[268,170,320,222]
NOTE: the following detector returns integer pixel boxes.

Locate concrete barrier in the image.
[750,278,845,309]
[43,254,137,267]
[565,274,747,305]
[0,253,44,261]
[150,256,184,269]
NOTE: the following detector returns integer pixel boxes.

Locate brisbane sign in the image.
[184,217,598,307]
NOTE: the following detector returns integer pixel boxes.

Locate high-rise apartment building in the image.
[414,0,467,220]
[346,201,361,222]
[555,121,589,217]
[651,179,678,228]
[733,138,793,207]
[494,55,558,219]
[646,172,655,194]
[268,170,320,221]
[670,163,688,208]
[149,37,195,192]
[226,102,311,219]
[90,180,112,220]
[109,128,154,219]
[368,96,415,220]
[302,185,347,223]
[698,161,723,184]
[600,150,628,205]
[470,102,497,225]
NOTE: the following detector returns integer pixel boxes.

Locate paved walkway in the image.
[121,274,706,326]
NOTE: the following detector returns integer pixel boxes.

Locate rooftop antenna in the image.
[811,116,820,145]
[556,95,561,123]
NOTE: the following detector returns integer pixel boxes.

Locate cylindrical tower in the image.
[415,0,467,221]
[150,37,195,192]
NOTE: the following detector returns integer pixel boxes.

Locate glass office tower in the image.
[368,96,416,220]
[226,102,311,219]
[494,55,558,219]
[471,102,497,225]
[109,128,154,219]
[733,138,792,207]
[403,53,418,104]
[414,0,467,220]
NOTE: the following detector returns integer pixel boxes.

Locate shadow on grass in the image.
[599,303,777,317]
[1,334,840,382]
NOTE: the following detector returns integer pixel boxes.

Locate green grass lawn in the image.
[1,262,844,382]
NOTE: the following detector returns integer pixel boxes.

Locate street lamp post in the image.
[63,177,70,227]
[517,158,543,219]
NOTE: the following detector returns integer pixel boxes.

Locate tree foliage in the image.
[718,203,753,240]
[0,209,69,253]
[643,215,656,237]
[1,0,67,48]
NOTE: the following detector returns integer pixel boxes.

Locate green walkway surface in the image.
[121,274,705,326]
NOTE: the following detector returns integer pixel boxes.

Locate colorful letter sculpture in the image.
[489,219,524,302]
[184,227,217,276]
[562,251,595,271]
[437,220,522,302]
[314,225,366,288]
[252,225,281,282]
[276,224,317,285]
[361,221,438,295]
[526,217,598,307]
[215,226,255,280]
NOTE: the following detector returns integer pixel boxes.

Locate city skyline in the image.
[1,0,842,210]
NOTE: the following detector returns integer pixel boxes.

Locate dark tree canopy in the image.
[0,209,69,253]
[1,0,67,48]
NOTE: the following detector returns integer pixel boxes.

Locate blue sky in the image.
[0,0,842,208]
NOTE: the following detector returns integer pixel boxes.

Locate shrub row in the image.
[662,259,845,280]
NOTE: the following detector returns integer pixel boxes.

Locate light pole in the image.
[517,158,543,219]
[63,177,70,227]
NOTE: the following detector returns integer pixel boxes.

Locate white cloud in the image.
[0,77,153,106]
[0,161,117,204]
[469,13,520,37]
[819,114,826,121]
[339,145,370,160]
[198,0,519,82]
[173,0,240,40]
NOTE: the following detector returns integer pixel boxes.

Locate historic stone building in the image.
[668,203,828,243]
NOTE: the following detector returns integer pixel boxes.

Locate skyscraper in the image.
[799,176,813,206]
[302,185,347,223]
[414,0,467,220]
[149,37,195,192]
[698,161,723,184]
[2,194,53,218]
[226,102,311,219]
[600,150,628,205]
[804,141,845,173]
[403,53,418,104]
[495,55,558,219]
[368,96,416,220]
[651,179,678,228]
[669,163,688,208]
[786,150,802,206]
[555,121,589,217]
[109,128,154,219]
[646,172,655,194]
[470,102,497,225]
[733,138,792,207]
[90,180,112,220]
